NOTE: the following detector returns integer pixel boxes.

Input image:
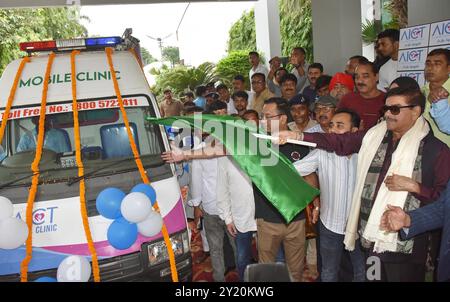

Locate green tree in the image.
[216,50,252,88]
[227,10,256,52]
[152,62,217,98]
[140,47,157,65]
[162,46,180,67]
[279,0,313,62]
[0,7,88,74]
[226,0,313,62]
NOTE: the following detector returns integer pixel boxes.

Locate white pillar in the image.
[361,0,378,61]
[254,0,282,65]
[311,0,362,75]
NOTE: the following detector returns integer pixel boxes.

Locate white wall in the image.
[311,0,362,75]
[408,0,450,26]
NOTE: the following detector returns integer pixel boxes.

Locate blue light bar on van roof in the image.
[19,36,122,52]
[85,37,122,47]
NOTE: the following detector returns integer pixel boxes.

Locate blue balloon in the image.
[131,184,157,205]
[107,217,138,250]
[34,276,57,282]
[96,188,126,219]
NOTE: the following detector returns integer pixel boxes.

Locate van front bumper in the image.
[0,251,192,282]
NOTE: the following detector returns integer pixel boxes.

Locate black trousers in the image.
[365,249,426,282]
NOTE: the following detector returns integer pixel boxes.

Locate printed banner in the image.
[0,97,147,121]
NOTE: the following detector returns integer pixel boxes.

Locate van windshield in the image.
[0,96,166,187]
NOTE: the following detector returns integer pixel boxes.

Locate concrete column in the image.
[311,0,362,75]
[408,0,450,26]
[254,0,282,65]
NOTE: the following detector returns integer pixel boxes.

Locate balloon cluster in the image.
[96,184,163,250]
[0,196,28,250]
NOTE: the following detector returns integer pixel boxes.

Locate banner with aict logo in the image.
[398,19,450,87]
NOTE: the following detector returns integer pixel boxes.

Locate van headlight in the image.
[147,231,190,266]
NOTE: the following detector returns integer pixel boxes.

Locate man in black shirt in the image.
[255,97,317,281]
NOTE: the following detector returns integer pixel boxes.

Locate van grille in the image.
[1,252,143,282]
[86,199,99,217]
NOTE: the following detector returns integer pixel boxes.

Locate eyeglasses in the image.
[314,106,334,113]
[381,104,417,115]
[262,114,282,120]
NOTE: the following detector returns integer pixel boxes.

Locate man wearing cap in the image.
[330,73,354,103]
[268,56,282,83]
[251,73,274,114]
[160,88,183,117]
[280,87,450,281]
[288,94,317,133]
[307,95,338,134]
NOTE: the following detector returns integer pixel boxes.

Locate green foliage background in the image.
[0,7,88,74]
[216,50,252,88]
[227,0,313,62]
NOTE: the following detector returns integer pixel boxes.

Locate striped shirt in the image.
[304,123,326,134]
[294,149,357,234]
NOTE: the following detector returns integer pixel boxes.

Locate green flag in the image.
[147,114,319,223]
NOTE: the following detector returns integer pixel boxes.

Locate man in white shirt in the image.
[216,83,238,115]
[294,109,366,282]
[217,156,257,281]
[248,51,268,91]
[290,47,310,93]
[377,29,400,92]
[189,154,237,282]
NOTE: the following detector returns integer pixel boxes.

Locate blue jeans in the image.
[275,245,285,263]
[235,231,255,281]
[319,220,365,282]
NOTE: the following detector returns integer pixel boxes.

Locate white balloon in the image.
[57,255,91,282]
[0,196,13,221]
[120,192,152,223]
[137,210,163,237]
[0,217,28,249]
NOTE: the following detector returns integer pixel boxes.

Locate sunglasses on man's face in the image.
[381,104,417,115]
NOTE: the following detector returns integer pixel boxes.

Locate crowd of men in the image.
[158,28,450,282]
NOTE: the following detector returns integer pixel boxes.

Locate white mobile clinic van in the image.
[0,30,191,281]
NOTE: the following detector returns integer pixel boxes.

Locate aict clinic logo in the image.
[399,49,426,63]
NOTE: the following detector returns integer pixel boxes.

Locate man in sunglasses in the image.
[279,87,450,281]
